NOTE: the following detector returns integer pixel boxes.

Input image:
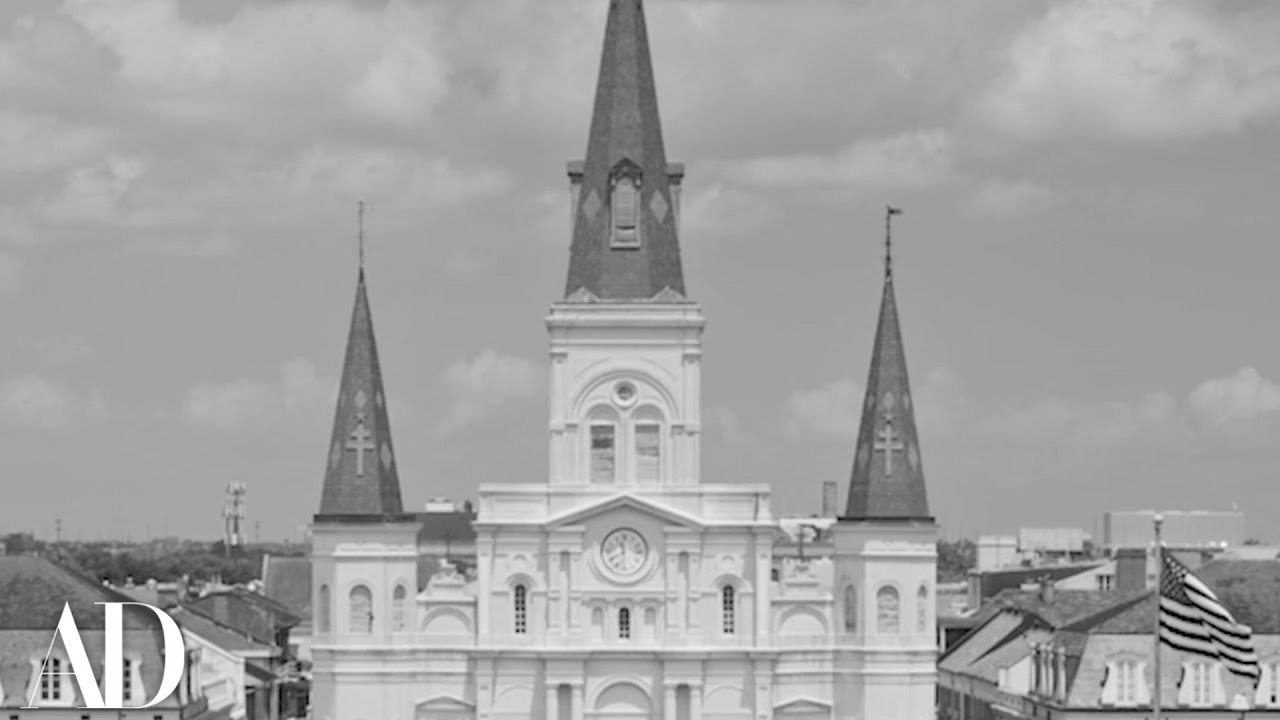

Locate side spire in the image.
[844,207,932,521]
[563,0,686,302]
[316,216,404,519]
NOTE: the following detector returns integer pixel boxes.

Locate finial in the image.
[885,205,903,280]
[357,200,366,273]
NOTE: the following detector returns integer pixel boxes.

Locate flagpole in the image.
[1153,512,1164,720]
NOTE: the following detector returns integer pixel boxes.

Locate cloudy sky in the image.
[3,0,1279,543]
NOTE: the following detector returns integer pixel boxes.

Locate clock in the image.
[601,528,648,576]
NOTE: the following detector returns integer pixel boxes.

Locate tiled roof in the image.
[974,563,1103,601]
[563,0,686,302]
[1075,559,1280,634]
[171,607,272,654]
[0,554,157,630]
[946,564,1280,710]
[186,588,298,647]
[941,590,1147,678]
[261,555,312,622]
[316,269,406,519]
[417,510,477,545]
[843,265,930,521]
[940,612,1024,672]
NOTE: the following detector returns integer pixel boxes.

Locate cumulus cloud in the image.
[1188,366,1280,428]
[706,405,747,447]
[785,368,967,441]
[966,178,1059,218]
[977,0,1280,141]
[725,130,953,192]
[785,378,863,440]
[981,391,1181,448]
[0,374,104,430]
[183,358,337,431]
[439,350,539,433]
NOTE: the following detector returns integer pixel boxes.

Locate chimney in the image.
[157,583,179,609]
[1038,575,1056,604]
[821,481,838,517]
[1115,547,1147,593]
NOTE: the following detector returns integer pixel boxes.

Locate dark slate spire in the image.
[316,269,405,519]
[844,209,931,521]
[563,0,686,302]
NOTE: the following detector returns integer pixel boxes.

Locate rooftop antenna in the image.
[885,205,903,280]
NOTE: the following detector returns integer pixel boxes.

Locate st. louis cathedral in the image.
[308,2,938,719]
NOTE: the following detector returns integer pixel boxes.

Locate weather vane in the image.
[885,205,903,280]
[357,200,366,270]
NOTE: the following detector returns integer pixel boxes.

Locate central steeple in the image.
[563,0,686,302]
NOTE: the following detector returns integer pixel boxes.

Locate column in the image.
[664,684,677,720]
[690,683,703,720]
[477,659,494,720]
[548,551,562,634]
[478,537,493,641]
[754,531,771,643]
[570,683,585,720]
[546,684,558,720]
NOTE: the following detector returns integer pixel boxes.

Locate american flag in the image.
[1158,553,1260,682]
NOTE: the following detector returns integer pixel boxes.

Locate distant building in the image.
[186,588,307,719]
[977,527,1091,573]
[0,554,220,717]
[260,555,313,661]
[939,559,1280,718]
[1103,510,1246,550]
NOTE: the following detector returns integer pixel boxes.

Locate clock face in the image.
[601,528,648,576]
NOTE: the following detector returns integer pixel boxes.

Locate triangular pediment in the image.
[774,697,832,713]
[545,492,706,530]
[415,694,474,711]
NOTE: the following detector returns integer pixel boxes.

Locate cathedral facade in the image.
[308,2,938,720]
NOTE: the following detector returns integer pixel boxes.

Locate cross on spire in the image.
[345,413,376,477]
[874,417,904,475]
[885,205,903,280]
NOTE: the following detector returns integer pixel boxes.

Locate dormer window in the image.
[41,657,63,701]
[1116,659,1138,705]
[610,161,642,248]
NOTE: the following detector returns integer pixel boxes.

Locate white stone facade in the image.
[310,299,938,720]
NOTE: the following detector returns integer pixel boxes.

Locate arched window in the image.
[590,423,617,483]
[876,585,900,634]
[318,584,331,633]
[917,584,929,633]
[611,175,640,247]
[392,585,407,632]
[635,421,661,484]
[843,585,857,632]
[618,607,631,639]
[349,585,373,634]
[721,585,736,635]
[513,584,528,635]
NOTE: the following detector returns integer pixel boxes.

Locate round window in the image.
[613,381,637,406]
